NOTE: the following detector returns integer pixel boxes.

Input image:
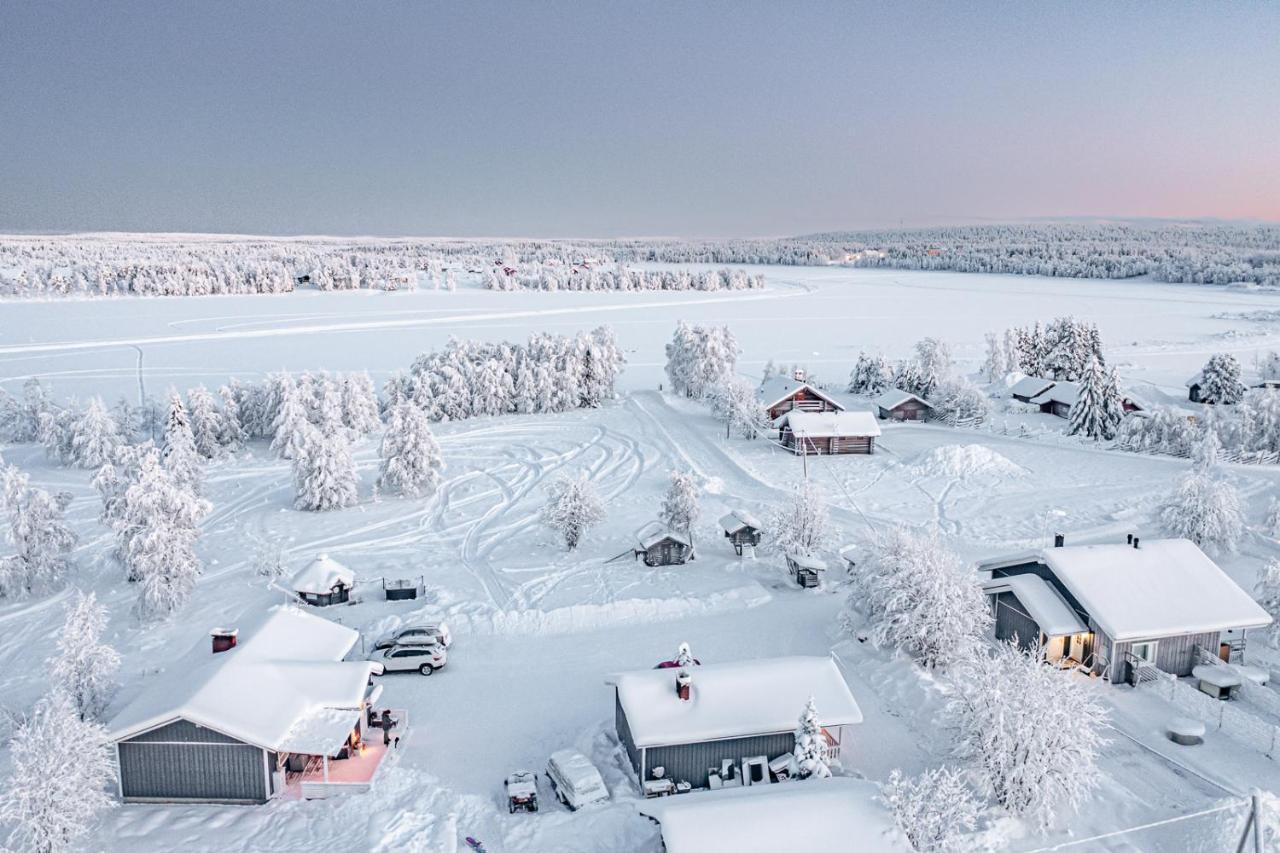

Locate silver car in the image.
[371,642,447,676]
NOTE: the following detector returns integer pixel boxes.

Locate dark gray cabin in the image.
[635,524,693,566]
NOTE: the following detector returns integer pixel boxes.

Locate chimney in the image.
[1053,533,1064,548]
[1126,533,1133,544]
[1133,537,1140,549]
[211,628,238,654]
[676,668,692,701]
[793,368,806,382]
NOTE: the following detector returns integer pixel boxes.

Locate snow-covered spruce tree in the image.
[1255,558,1280,649]
[851,526,991,669]
[718,376,768,438]
[216,383,246,450]
[949,640,1106,832]
[579,326,625,407]
[847,352,891,396]
[68,396,121,469]
[540,472,604,550]
[1068,356,1122,441]
[659,470,701,535]
[377,402,445,498]
[792,697,832,780]
[270,374,311,459]
[770,480,829,557]
[1159,436,1243,552]
[185,385,227,460]
[1,377,51,443]
[112,446,209,601]
[0,688,115,853]
[883,766,982,853]
[162,393,202,493]
[0,463,77,597]
[292,425,359,512]
[340,372,383,436]
[49,590,119,721]
[933,377,990,423]
[1197,353,1247,405]
[38,406,77,465]
[981,332,1007,383]
[893,360,926,398]
[913,337,953,398]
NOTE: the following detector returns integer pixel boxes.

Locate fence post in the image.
[1252,790,1264,853]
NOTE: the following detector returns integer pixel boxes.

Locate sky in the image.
[0,2,1277,238]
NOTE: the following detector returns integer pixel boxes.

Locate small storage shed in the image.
[718,509,763,555]
[635,522,694,566]
[775,410,881,455]
[291,554,355,607]
[608,656,863,790]
[638,778,910,853]
[1028,382,1079,419]
[1010,376,1057,404]
[758,372,845,421]
[873,388,933,421]
[785,551,827,588]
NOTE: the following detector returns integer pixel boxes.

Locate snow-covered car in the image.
[370,642,447,675]
[372,622,453,651]
[545,749,609,810]
[505,769,539,813]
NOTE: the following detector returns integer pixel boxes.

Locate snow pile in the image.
[909,444,1024,480]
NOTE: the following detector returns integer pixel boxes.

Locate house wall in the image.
[992,591,1042,651]
[615,692,641,775]
[117,719,268,804]
[640,731,797,789]
[1107,630,1220,682]
[642,540,690,566]
[881,401,929,421]
[783,432,873,455]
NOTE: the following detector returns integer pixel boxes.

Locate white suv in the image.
[372,642,447,676]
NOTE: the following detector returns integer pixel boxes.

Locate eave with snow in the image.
[606,656,862,789]
[757,372,845,421]
[774,410,881,456]
[105,606,403,803]
[978,536,1271,683]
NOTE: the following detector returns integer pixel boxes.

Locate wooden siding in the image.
[878,401,930,421]
[641,731,796,789]
[781,432,874,455]
[119,720,267,803]
[766,390,837,421]
[725,529,762,546]
[1108,630,1220,682]
[992,591,1041,651]
[640,540,691,566]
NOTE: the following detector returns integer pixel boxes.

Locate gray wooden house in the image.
[290,554,355,607]
[719,509,763,555]
[1027,381,1079,419]
[607,656,862,790]
[635,522,694,566]
[105,606,391,803]
[978,537,1272,683]
[873,388,933,421]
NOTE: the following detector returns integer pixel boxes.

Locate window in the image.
[1131,641,1158,664]
[391,648,426,658]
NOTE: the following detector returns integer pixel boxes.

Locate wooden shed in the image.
[718,509,763,555]
[1028,381,1079,419]
[873,388,933,421]
[785,551,827,588]
[635,522,694,566]
[775,410,881,455]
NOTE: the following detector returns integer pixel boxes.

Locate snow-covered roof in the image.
[982,574,1087,637]
[786,551,828,571]
[291,553,355,595]
[1186,372,1205,389]
[874,388,932,410]
[636,521,692,550]
[607,656,862,748]
[1010,376,1056,399]
[638,777,910,853]
[1029,381,1079,407]
[718,508,763,534]
[776,410,882,438]
[1193,664,1242,689]
[757,377,844,412]
[978,539,1272,642]
[106,606,376,754]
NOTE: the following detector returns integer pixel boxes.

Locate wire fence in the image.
[1022,796,1266,853]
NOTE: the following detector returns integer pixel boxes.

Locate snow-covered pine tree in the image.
[68,397,121,469]
[0,463,77,597]
[893,360,926,397]
[847,352,891,396]
[1068,356,1122,440]
[792,697,832,780]
[0,688,115,853]
[185,385,227,460]
[38,406,77,465]
[1255,558,1280,649]
[292,425,359,512]
[270,374,311,459]
[913,337,953,398]
[883,766,981,852]
[949,640,1107,831]
[216,384,246,450]
[982,332,1007,383]
[659,470,701,534]
[377,402,445,498]
[112,446,209,595]
[49,590,119,721]
[162,393,202,492]
[1197,353,1247,405]
[540,473,604,550]
[770,480,828,557]
[1159,451,1243,552]
[850,526,991,669]
[1192,428,1222,472]
[340,372,383,436]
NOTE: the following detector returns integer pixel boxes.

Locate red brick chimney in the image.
[676,668,692,701]
[211,628,238,653]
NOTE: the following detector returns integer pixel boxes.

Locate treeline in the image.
[484,265,764,292]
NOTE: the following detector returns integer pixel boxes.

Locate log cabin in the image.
[718,509,763,555]
[290,554,355,607]
[775,410,881,455]
[758,370,845,421]
[635,522,694,566]
[873,388,933,421]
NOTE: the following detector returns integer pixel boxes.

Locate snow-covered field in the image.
[3,266,1280,851]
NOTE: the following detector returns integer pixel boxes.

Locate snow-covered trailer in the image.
[775,410,881,455]
[718,509,763,555]
[635,522,693,566]
[873,388,933,421]
[607,657,862,790]
[290,553,355,607]
[978,537,1272,683]
[757,372,845,421]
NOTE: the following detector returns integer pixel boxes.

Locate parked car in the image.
[372,622,453,651]
[370,642,447,675]
[505,770,539,813]
[545,749,609,811]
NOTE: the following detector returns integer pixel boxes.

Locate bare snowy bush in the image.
[49,590,119,721]
[883,766,982,852]
[770,480,829,557]
[932,376,991,424]
[0,460,77,598]
[949,640,1107,832]
[851,526,990,669]
[540,473,604,551]
[665,321,739,399]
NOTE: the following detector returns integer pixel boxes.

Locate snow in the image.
[774,409,881,438]
[1192,664,1243,689]
[981,574,1088,637]
[638,777,910,853]
[1028,381,1080,407]
[546,749,605,792]
[105,605,375,753]
[1009,376,1056,399]
[785,550,827,571]
[608,656,862,748]
[979,539,1272,641]
[289,553,355,595]
[635,521,691,550]
[908,444,1025,480]
[756,376,843,411]
[717,508,761,534]
[873,388,931,410]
